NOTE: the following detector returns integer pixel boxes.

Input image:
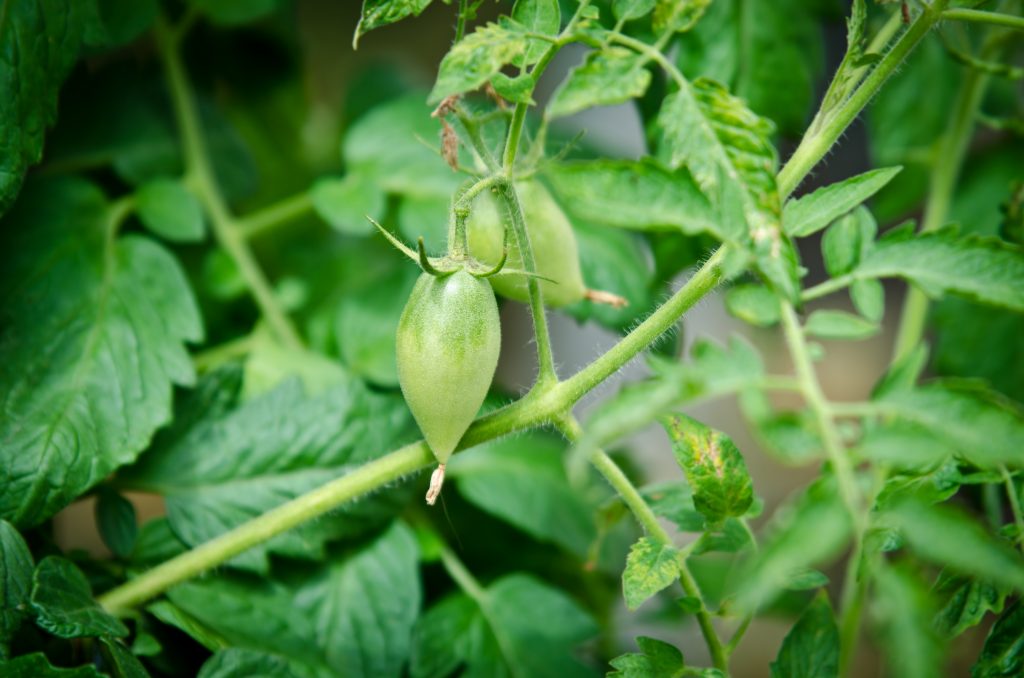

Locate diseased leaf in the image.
[428,20,529,103]
[656,78,794,299]
[884,497,1024,593]
[623,537,683,610]
[0,0,91,214]
[450,433,596,556]
[770,591,839,678]
[853,230,1024,313]
[738,477,852,609]
[354,0,434,47]
[972,599,1024,677]
[933,571,1005,638]
[548,48,652,119]
[1,520,34,659]
[872,564,943,678]
[135,178,206,242]
[0,653,102,677]
[0,178,202,527]
[804,310,879,341]
[197,648,299,678]
[120,374,413,572]
[170,522,421,678]
[653,0,710,34]
[876,382,1024,469]
[784,168,899,238]
[675,0,824,135]
[512,0,560,65]
[412,575,597,678]
[609,636,686,678]
[660,414,753,523]
[30,557,128,639]
[545,159,716,236]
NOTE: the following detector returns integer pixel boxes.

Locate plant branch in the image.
[155,19,303,351]
[942,8,1024,31]
[1002,466,1024,552]
[237,192,314,240]
[778,0,949,198]
[802,274,855,302]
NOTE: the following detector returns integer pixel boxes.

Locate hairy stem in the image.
[942,8,1024,31]
[155,19,303,350]
[778,0,949,198]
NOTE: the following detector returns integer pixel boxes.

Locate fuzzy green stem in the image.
[802,274,855,302]
[778,1,948,198]
[942,8,1024,31]
[1002,466,1024,552]
[155,19,303,351]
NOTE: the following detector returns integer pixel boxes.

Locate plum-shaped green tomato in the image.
[396,270,501,465]
[467,180,587,307]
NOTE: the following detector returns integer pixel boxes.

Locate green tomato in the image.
[396,270,501,463]
[467,180,587,307]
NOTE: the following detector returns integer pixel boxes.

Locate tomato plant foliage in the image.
[1,0,1024,676]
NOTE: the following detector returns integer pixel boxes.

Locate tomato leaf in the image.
[548,48,652,119]
[0,521,34,659]
[135,178,206,242]
[785,168,900,238]
[804,310,879,341]
[622,537,683,610]
[30,557,128,639]
[197,649,299,678]
[609,636,686,678]
[0,178,202,527]
[871,564,943,678]
[428,20,530,103]
[972,599,1024,678]
[770,591,839,678]
[354,0,434,47]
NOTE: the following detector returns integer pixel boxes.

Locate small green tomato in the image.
[396,269,501,468]
[467,180,587,307]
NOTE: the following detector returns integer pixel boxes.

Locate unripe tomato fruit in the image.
[467,180,587,307]
[396,270,501,463]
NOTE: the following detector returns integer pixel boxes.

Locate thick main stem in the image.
[155,20,303,351]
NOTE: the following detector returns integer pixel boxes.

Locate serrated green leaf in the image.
[876,382,1024,469]
[450,433,596,556]
[95,490,138,559]
[1,520,34,659]
[121,375,412,572]
[872,564,943,678]
[171,522,420,677]
[852,230,1024,312]
[147,601,228,652]
[30,557,128,639]
[512,0,560,65]
[197,648,299,678]
[548,47,651,119]
[135,178,205,242]
[0,0,91,215]
[612,0,656,21]
[545,159,716,235]
[850,278,884,323]
[770,591,839,678]
[0,178,202,527]
[933,570,1005,639]
[428,20,529,103]
[623,537,683,610]
[354,0,434,47]
[884,497,1024,593]
[725,284,780,327]
[609,636,686,678]
[410,574,597,678]
[0,653,103,677]
[643,482,704,532]
[311,173,384,236]
[737,477,852,609]
[653,0,710,34]
[972,599,1024,677]
[804,310,879,341]
[675,0,823,135]
[661,414,753,523]
[784,168,899,238]
[934,298,1024,402]
[821,207,876,276]
[856,420,957,471]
